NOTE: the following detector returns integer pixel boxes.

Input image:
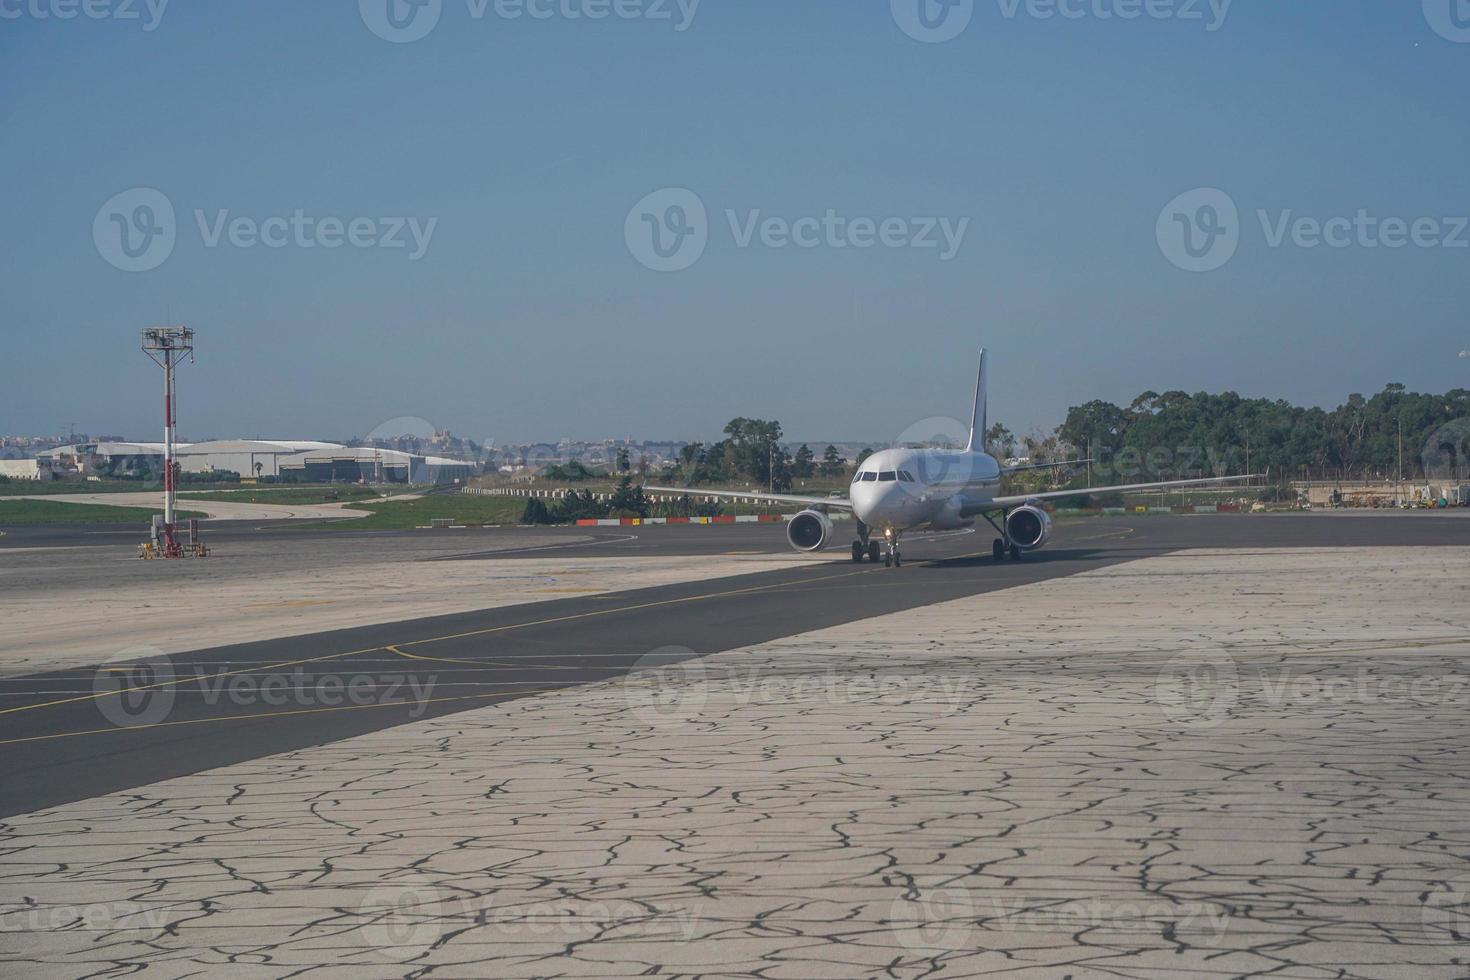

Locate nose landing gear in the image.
[882,529,902,568]
[853,523,903,568]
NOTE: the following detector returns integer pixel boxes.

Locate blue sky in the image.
[2,1,1467,446]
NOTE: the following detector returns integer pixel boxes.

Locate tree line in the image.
[1047,384,1470,483]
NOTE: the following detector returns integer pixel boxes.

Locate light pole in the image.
[141,326,195,558]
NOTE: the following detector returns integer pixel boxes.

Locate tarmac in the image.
[1,512,1469,977]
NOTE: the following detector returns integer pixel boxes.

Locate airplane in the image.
[647,349,1259,567]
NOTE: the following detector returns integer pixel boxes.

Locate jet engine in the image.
[1005,504,1053,551]
[786,509,836,552]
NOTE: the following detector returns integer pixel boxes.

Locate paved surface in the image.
[3,543,1470,978]
[2,516,1469,816]
[0,531,829,677]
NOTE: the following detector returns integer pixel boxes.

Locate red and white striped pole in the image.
[142,327,194,558]
[162,345,177,556]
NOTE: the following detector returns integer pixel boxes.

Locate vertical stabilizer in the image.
[965,349,988,452]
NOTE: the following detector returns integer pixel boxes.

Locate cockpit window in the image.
[898,470,915,483]
[878,471,897,482]
[858,472,878,482]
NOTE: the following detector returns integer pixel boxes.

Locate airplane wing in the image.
[961,474,1261,517]
[1001,458,1093,475]
[643,486,854,511]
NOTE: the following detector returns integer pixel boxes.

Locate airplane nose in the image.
[852,481,914,525]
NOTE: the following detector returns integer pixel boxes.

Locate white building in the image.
[0,458,51,480]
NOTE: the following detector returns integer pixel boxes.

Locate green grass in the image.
[0,480,159,496]
[0,479,255,496]
[179,486,393,505]
[0,499,207,526]
[289,495,525,530]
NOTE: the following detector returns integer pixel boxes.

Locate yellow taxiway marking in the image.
[0,691,560,747]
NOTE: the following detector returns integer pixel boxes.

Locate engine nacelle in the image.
[786,509,836,552]
[1005,504,1053,551]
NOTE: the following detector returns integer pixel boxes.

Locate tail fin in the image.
[965,348,988,453]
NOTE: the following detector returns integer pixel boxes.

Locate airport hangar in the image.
[35,440,479,484]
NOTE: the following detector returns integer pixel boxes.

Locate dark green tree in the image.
[820,445,845,477]
[985,423,1017,459]
[608,476,650,517]
[793,444,815,479]
[722,418,784,484]
[521,497,554,525]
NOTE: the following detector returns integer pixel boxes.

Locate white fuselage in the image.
[847,447,1001,533]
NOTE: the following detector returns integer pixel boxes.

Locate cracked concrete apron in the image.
[2,547,1469,978]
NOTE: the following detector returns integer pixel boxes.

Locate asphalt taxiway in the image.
[1,513,1467,818]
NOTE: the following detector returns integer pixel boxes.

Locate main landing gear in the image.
[983,511,1023,562]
